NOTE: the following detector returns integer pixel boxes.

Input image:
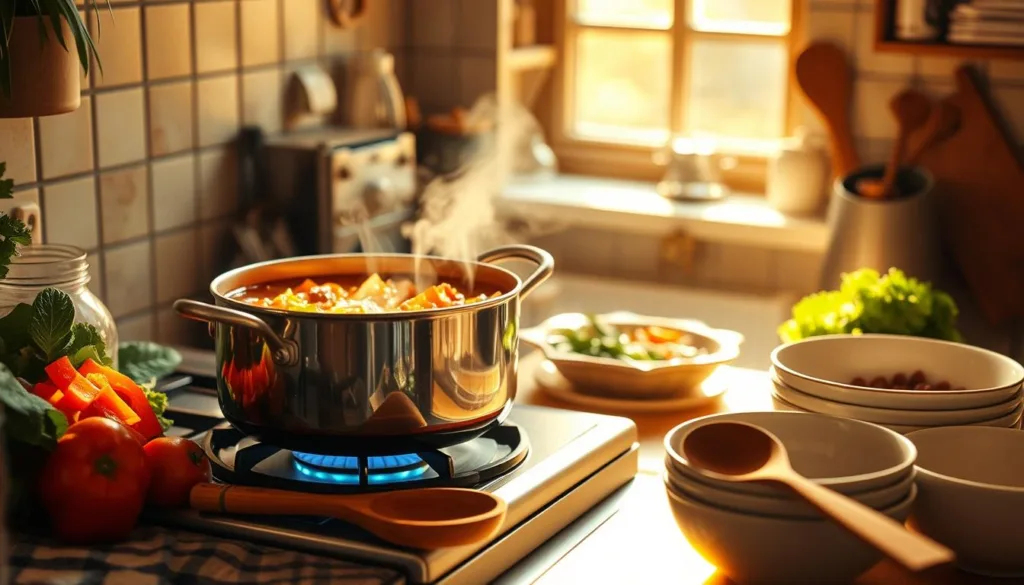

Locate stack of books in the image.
[948,0,1024,46]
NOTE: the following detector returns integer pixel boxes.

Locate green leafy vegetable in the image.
[118,342,182,384]
[0,162,32,280]
[28,288,75,361]
[0,288,113,383]
[67,323,112,368]
[141,382,173,431]
[778,268,962,344]
[0,362,67,451]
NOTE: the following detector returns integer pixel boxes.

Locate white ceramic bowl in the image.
[770,393,1024,434]
[519,311,743,398]
[771,334,1024,410]
[665,475,916,584]
[771,377,1023,425]
[665,463,914,519]
[907,426,1024,577]
[664,411,916,497]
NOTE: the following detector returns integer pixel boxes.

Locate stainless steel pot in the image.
[175,245,553,455]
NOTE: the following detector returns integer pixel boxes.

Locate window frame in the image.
[549,0,805,193]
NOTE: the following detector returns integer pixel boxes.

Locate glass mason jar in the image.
[0,244,117,369]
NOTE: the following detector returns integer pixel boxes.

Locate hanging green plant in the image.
[0,162,31,279]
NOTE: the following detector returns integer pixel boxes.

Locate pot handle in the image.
[477,245,554,300]
[173,299,300,367]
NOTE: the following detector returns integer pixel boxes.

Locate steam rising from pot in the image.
[340,94,563,290]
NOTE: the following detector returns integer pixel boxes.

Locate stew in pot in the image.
[232,274,499,314]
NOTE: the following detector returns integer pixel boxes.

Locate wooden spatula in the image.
[795,42,859,178]
[860,89,933,199]
[905,99,960,164]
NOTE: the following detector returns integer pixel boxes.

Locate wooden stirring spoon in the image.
[795,42,859,178]
[905,99,961,165]
[861,90,932,199]
[682,422,955,572]
[191,483,507,549]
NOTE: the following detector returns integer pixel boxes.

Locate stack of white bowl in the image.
[663,411,917,584]
[770,334,1024,434]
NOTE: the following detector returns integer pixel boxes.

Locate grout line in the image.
[140,0,160,341]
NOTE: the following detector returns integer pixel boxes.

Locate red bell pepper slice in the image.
[79,359,164,440]
[79,401,148,446]
[85,373,141,426]
[45,357,104,411]
[30,381,60,402]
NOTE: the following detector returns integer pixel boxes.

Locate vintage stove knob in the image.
[363,176,396,214]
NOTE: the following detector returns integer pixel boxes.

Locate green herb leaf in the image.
[0,161,13,199]
[0,362,67,450]
[66,322,112,367]
[28,288,75,361]
[118,341,182,384]
[0,303,34,350]
[141,381,173,431]
[0,213,32,280]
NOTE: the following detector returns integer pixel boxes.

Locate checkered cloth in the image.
[7,526,403,585]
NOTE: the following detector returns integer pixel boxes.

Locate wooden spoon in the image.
[795,42,859,178]
[905,99,961,165]
[860,90,932,199]
[190,483,507,549]
[681,422,955,572]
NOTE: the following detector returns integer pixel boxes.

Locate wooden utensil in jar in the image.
[905,99,960,164]
[859,90,932,199]
[190,483,507,550]
[795,42,859,178]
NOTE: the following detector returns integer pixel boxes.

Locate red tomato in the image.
[143,437,212,507]
[39,418,151,544]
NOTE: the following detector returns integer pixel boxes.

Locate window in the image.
[554,0,799,188]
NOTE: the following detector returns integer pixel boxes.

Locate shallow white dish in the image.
[534,359,726,413]
[907,426,1024,577]
[768,366,1020,411]
[772,377,1023,425]
[520,311,743,399]
[665,475,916,584]
[665,463,914,519]
[664,411,916,497]
[771,334,1024,410]
[770,393,1023,434]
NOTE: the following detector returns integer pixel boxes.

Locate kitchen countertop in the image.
[515,352,1018,585]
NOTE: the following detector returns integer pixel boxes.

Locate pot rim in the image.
[209,251,529,321]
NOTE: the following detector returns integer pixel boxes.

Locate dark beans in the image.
[848,371,957,391]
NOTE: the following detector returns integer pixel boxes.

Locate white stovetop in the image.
[520,273,794,371]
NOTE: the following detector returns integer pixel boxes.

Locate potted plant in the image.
[0,1,107,118]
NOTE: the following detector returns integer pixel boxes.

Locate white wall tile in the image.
[456,0,498,50]
[116,313,156,342]
[853,78,904,140]
[43,177,98,250]
[411,0,455,48]
[989,60,1024,82]
[104,240,153,318]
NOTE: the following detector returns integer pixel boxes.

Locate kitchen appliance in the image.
[350,49,406,130]
[174,245,553,454]
[262,128,417,256]
[148,349,640,585]
[820,165,942,289]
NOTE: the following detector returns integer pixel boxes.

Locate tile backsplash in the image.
[0,0,404,346]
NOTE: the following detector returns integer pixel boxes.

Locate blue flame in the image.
[291,452,429,485]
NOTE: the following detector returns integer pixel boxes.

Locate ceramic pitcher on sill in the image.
[820,165,943,289]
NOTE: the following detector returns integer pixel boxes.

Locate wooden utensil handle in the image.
[830,129,860,178]
[783,476,954,571]
[191,483,359,520]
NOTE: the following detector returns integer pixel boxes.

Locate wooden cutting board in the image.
[908,65,1024,326]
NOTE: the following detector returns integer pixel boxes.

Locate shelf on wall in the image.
[874,40,1024,60]
[508,45,557,72]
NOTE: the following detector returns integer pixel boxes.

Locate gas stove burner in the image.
[291,452,430,485]
[202,423,529,494]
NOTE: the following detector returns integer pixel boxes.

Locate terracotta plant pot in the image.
[0,16,81,118]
